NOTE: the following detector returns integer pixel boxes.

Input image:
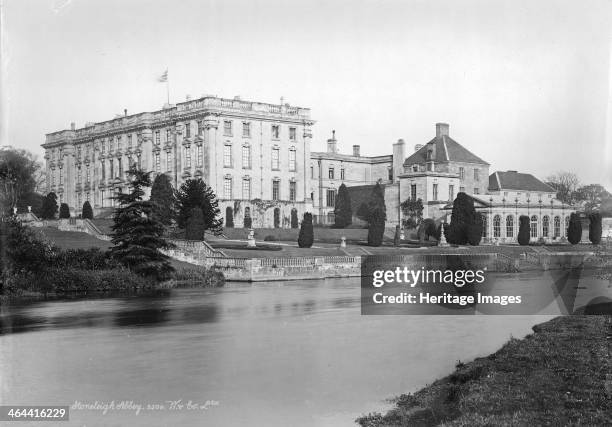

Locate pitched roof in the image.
[489,171,556,193]
[403,135,489,166]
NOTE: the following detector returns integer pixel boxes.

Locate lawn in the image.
[357,315,612,426]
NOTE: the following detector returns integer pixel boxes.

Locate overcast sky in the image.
[2,0,611,189]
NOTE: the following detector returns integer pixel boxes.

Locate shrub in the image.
[169,268,225,287]
[367,206,385,246]
[225,206,234,228]
[175,178,223,234]
[518,215,530,245]
[334,183,352,228]
[40,192,58,220]
[264,235,278,241]
[298,212,314,248]
[5,219,56,274]
[567,212,582,245]
[467,213,483,246]
[82,201,93,219]
[447,193,475,245]
[53,248,119,270]
[290,209,298,229]
[588,212,602,244]
[185,207,205,240]
[419,218,438,241]
[274,208,280,228]
[59,203,70,219]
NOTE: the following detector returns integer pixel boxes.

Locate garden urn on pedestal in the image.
[247,229,256,247]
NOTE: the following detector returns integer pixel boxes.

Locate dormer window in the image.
[412,165,418,172]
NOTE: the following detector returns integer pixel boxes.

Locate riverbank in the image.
[356,315,612,426]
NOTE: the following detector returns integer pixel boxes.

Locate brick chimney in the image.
[435,123,449,137]
[392,138,406,183]
[327,130,338,153]
[353,145,360,156]
[70,122,75,131]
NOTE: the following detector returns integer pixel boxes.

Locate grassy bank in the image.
[357,315,611,426]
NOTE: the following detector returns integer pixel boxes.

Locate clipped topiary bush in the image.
[567,212,582,245]
[588,212,602,244]
[467,213,483,246]
[59,203,70,219]
[82,201,93,219]
[298,212,314,248]
[367,206,386,247]
[518,215,530,245]
[447,193,475,245]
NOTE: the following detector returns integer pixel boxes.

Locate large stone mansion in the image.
[42,95,574,242]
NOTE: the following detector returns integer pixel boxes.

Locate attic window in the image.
[412,165,418,172]
[426,150,433,161]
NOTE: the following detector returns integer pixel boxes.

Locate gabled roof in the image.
[403,135,489,166]
[489,171,556,193]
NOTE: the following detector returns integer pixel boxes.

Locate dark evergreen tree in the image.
[175,178,223,235]
[290,209,298,229]
[567,212,582,245]
[419,218,437,241]
[81,201,93,219]
[59,203,70,219]
[273,208,280,228]
[589,212,602,244]
[244,209,252,228]
[225,207,234,228]
[446,193,475,245]
[333,183,352,228]
[110,167,174,281]
[185,207,205,240]
[366,183,386,246]
[297,212,314,248]
[149,173,175,226]
[518,215,530,245]
[467,212,483,246]
[40,192,58,219]
[393,225,400,247]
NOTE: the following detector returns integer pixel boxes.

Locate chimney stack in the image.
[414,144,424,152]
[124,109,128,116]
[327,130,338,153]
[353,145,360,157]
[435,123,449,137]
[70,122,75,131]
[392,139,406,183]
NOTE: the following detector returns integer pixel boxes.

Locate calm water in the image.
[3,271,603,427]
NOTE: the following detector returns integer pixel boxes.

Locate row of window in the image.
[310,166,346,180]
[221,177,297,202]
[223,145,296,170]
[485,214,569,239]
[222,121,297,140]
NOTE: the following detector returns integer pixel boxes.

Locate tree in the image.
[175,178,223,235]
[588,212,602,245]
[546,171,580,205]
[59,203,70,219]
[110,167,174,281]
[244,208,252,228]
[366,183,386,246]
[518,215,530,245]
[446,192,477,245]
[333,183,352,228]
[290,209,298,229]
[82,201,93,219]
[185,207,205,240]
[149,173,175,226]
[575,184,611,212]
[393,225,400,247]
[225,206,234,228]
[467,213,483,246]
[298,212,314,248]
[418,218,437,241]
[567,212,582,245]
[0,147,42,217]
[273,208,280,228]
[40,192,59,220]
[401,198,424,229]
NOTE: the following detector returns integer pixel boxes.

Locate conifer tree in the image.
[518,215,530,245]
[110,167,174,281]
[589,212,602,244]
[150,173,175,226]
[297,212,314,248]
[366,183,386,246]
[567,212,582,245]
[59,203,70,219]
[175,178,223,235]
[185,207,205,240]
[40,192,58,219]
[81,201,93,219]
[446,192,475,245]
[333,183,352,228]
[290,209,298,229]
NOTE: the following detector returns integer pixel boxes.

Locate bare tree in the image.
[546,171,580,205]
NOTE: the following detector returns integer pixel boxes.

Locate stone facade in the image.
[42,95,314,227]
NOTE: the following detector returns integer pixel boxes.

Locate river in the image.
[1,273,581,426]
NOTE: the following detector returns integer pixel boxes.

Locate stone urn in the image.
[247,229,256,247]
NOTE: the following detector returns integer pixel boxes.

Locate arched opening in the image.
[493,214,501,238]
[542,215,550,237]
[243,206,252,228]
[225,206,234,228]
[554,216,560,238]
[506,215,514,238]
[530,215,538,238]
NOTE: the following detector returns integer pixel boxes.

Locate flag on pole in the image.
[158,69,168,83]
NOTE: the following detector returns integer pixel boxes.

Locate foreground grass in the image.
[357,316,611,426]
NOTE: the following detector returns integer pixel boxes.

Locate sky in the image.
[2,0,612,189]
